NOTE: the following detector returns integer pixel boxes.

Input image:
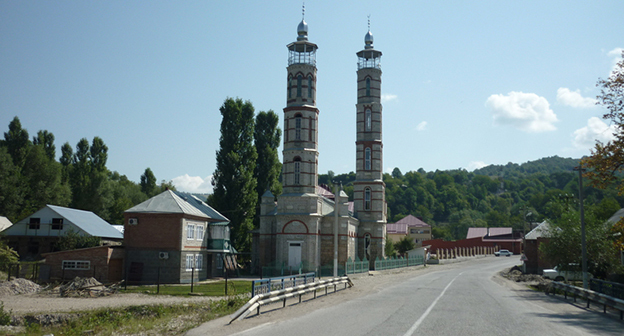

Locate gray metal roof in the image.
[48,205,123,239]
[125,190,229,223]
[524,221,553,240]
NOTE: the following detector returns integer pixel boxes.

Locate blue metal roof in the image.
[47,205,123,239]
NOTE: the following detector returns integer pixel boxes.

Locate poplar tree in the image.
[254,110,282,217]
[140,167,157,197]
[211,98,258,254]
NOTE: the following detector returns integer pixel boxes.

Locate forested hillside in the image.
[320,156,623,241]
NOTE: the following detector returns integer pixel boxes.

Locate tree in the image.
[140,168,157,197]
[211,98,258,254]
[0,240,19,272]
[396,236,416,256]
[33,130,56,160]
[540,205,622,278]
[584,51,624,194]
[0,147,23,222]
[391,167,403,179]
[54,230,101,251]
[2,116,30,169]
[385,236,397,258]
[254,110,282,206]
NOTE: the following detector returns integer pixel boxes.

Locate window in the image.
[195,254,203,270]
[310,118,315,142]
[365,109,372,131]
[27,241,39,255]
[196,225,204,240]
[29,218,40,230]
[288,77,292,98]
[186,255,195,270]
[187,224,195,239]
[51,218,63,230]
[366,78,371,97]
[295,114,302,140]
[365,147,371,170]
[308,76,312,98]
[297,75,302,97]
[63,260,90,270]
[365,188,371,210]
[294,157,301,185]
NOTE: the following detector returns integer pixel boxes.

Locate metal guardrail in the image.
[548,281,624,320]
[251,272,316,297]
[231,276,352,323]
[590,278,624,300]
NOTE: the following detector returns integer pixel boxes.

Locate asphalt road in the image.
[188,257,623,336]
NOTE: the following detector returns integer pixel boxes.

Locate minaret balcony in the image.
[288,41,318,66]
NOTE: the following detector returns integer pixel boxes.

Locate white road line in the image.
[403,272,463,336]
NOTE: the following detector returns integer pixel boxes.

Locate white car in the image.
[494,249,512,257]
[542,264,593,282]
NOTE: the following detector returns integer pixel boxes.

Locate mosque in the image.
[255,15,387,274]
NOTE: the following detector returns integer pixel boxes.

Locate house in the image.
[424,226,523,257]
[1,205,123,260]
[40,245,125,283]
[123,190,232,284]
[386,215,432,246]
[523,221,554,274]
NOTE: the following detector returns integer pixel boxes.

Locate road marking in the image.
[403,272,463,336]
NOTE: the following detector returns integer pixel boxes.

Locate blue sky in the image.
[1,1,622,193]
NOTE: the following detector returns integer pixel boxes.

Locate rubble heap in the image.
[59,277,116,297]
[0,278,42,296]
[500,266,552,291]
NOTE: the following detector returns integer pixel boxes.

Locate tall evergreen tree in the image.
[3,116,30,169]
[0,147,23,222]
[211,98,258,254]
[254,110,282,220]
[33,130,56,160]
[59,142,73,183]
[140,167,157,197]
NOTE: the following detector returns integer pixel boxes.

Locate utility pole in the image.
[574,166,589,289]
[334,184,339,277]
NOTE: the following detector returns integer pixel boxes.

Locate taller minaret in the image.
[354,22,386,261]
[282,10,319,195]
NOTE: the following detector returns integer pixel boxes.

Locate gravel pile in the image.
[500,266,551,291]
[0,278,42,296]
[59,277,114,297]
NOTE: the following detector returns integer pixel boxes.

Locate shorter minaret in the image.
[353,20,386,262]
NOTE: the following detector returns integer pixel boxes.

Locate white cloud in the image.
[556,88,596,108]
[381,94,398,102]
[467,161,487,171]
[608,47,623,73]
[171,174,213,194]
[486,91,558,132]
[416,121,427,131]
[572,117,616,149]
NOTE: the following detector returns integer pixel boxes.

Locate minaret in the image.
[282,9,319,195]
[354,21,386,262]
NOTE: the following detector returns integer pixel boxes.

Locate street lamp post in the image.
[334,184,339,277]
[574,166,589,289]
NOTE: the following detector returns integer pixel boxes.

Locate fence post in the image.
[157,266,161,294]
[191,267,195,293]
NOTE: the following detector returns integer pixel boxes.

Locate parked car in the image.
[494,249,512,257]
[542,264,593,282]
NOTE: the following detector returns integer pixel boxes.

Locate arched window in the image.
[365,147,371,170]
[295,114,302,140]
[308,76,312,98]
[288,77,292,99]
[297,75,302,97]
[366,78,371,97]
[294,157,301,185]
[365,109,372,131]
[310,118,315,142]
[365,187,371,210]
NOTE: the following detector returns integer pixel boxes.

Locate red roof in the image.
[387,215,430,234]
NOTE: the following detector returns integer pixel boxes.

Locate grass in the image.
[19,297,247,336]
[120,279,252,296]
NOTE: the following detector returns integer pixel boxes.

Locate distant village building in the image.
[1,205,123,260]
[256,17,387,275]
[386,215,432,246]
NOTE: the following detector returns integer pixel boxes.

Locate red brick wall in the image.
[43,246,125,283]
[124,213,188,249]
